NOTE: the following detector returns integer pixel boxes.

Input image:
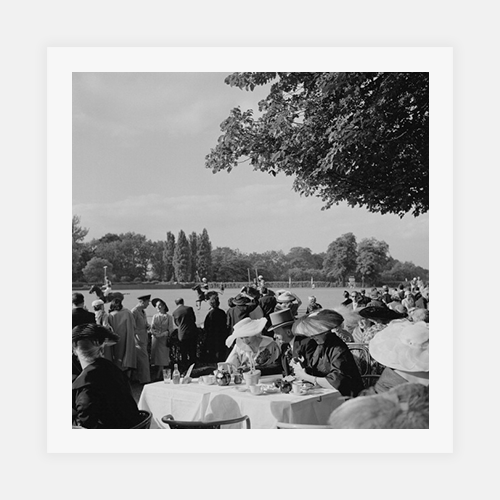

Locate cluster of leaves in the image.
[206,72,428,217]
[322,232,429,286]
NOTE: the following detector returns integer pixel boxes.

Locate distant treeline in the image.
[73,216,429,288]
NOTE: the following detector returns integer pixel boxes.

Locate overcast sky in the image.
[72,72,429,268]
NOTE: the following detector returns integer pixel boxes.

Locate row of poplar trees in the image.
[165,228,213,283]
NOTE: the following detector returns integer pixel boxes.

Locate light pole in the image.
[104,266,108,283]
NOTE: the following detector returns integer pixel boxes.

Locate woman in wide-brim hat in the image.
[72,323,142,429]
[289,310,364,397]
[352,306,405,343]
[225,317,280,373]
[275,290,302,317]
[150,298,175,380]
[359,320,429,396]
[226,293,264,335]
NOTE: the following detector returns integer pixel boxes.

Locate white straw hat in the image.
[369,320,429,372]
[225,317,267,347]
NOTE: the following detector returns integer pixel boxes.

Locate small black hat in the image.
[232,294,252,306]
[359,306,403,321]
[151,298,168,311]
[138,294,151,301]
[267,309,295,331]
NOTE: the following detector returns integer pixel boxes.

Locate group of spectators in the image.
[71,277,429,429]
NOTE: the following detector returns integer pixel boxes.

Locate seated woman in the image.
[352,305,404,343]
[290,309,364,397]
[72,323,142,429]
[275,291,302,317]
[225,317,281,375]
[359,320,429,396]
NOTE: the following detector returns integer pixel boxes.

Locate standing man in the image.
[131,294,151,384]
[72,292,96,379]
[172,298,199,372]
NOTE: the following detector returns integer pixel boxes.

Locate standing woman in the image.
[150,298,175,381]
[107,297,137,376]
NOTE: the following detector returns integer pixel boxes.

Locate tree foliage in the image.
[356,238,390,285]
[323,233,358,286]
[72,220,427,286]
[188,232,198,281]
[163,232,176,282]
[72,215,90,281]
[212,247,251,282]
[91,232,151,282]
[82,257,112,283]
[206,72,428,217]
[196,228,213,280]
[149,240,166,281]
[173,230,190,282]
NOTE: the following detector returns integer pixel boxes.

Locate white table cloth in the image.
[138,376,345,429]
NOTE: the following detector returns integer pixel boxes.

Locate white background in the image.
[3,0,497,499]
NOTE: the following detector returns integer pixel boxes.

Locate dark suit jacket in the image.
[72,358,141,429]
[72,307,96,328]
[172,305,198,341]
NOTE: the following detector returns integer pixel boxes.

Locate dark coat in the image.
[204,307,229,360]
[259,295,277,319]
[72,307,96,328]
[280,335,316,377]
[72,358,141,429]
[226,303,257,334]
[172,304,198,341]
[306,333,364,397]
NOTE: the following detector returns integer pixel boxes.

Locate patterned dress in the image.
[226,336,280,371]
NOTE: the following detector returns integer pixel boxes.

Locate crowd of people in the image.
[71,276,429,429]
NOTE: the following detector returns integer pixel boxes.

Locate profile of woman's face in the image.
[157,302,166,313]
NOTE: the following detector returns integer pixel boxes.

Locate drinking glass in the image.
[163,368,171,383]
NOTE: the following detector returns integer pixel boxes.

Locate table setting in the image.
[138,362,345,428]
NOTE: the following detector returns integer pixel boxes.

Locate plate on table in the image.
[261,384,280,394]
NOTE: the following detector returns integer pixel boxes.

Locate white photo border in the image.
[48,47,452,453]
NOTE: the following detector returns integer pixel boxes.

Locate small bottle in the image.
[172,364,181,385]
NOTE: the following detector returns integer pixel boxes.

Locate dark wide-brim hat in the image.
[232,294,252,306]
[151,298,168,310]
[138,294,151,301]
[267,309,295,331]
[72,324,119,345]
[359,306,404,321]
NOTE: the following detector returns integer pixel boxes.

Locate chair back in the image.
[161,414,251,429]
[346,343,372,376]
[276,422,331,429]
[131,410,152,429]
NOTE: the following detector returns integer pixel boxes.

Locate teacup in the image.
[201,375,215,385]
[249,384,263,395]
[243,369,261,387]
[292,381,303,394]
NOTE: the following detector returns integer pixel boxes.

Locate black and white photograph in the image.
[47,47,452,453]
